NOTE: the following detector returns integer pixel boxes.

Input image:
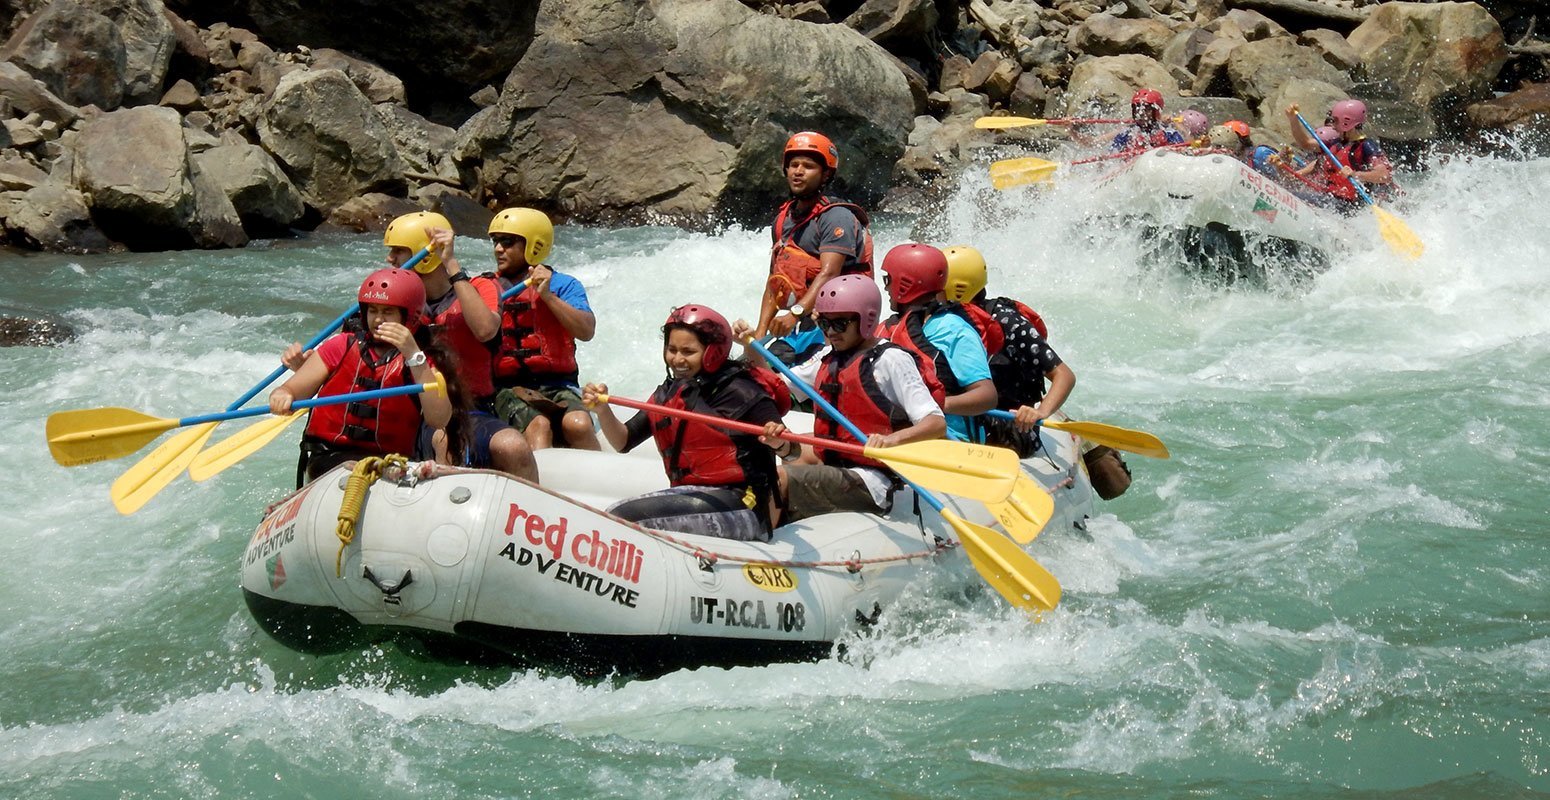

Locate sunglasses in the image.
[815,315,857,334]
[490,233,521,249]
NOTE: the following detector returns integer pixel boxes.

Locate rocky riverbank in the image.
[0,0,1545,254]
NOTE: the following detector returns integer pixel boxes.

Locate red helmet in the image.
[664,304,733,373]
[1131,88,1164,110]
[1330,99,1367,133]
[1224,120,1251,139]
[881,243,948,306]
[783,131,839,171]
[357,268,426,331]
[814,274,883,336]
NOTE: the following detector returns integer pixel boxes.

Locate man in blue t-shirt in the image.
[486,207,601,451]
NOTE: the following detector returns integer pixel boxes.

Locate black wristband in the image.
[449,271,470,284]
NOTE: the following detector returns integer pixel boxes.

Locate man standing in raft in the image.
[382,212,539,482]
[487,207,602,451]
[753,131,874,368]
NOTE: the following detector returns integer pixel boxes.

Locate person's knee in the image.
[561,410,598,446]
[490,429,539,481]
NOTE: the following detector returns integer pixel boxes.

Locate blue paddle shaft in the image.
[180,380,435,427]
[225,246,433,410]
[1295,111,1375,207]
[745,337,949,515]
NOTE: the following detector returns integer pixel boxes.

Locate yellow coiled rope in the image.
[334,454,408,576]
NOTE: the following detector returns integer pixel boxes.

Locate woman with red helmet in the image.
[582,305,791,540]
[269,269,463,486]
[756,130,875,369]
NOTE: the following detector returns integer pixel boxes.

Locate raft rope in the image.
[334,454,409,577]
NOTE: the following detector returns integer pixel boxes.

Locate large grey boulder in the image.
[1260,77,1348,142]
[1070,14,1176,60]
[2,183,113,252]
[844,0,940,50]
[192,143,304,234]
[309,48,405,105]
[184,0,541,92]
[459,0,913,223]
[72,105,194,244]
[255,68,405,214]
[1060,55,1179,118]
[186,156,247,247]
[0,59,82,125]
[375,104,460,187]
[0,0,174,109]
[1226,37,1351,108]
[1348,1,1506,131]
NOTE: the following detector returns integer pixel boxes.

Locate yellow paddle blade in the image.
[989,474,1056,545]
[46,407,178,466]
[974,116,1047,130]
[1044,419,1169,459]
[989,157,1058,190]
[862,439,1018,503]
[188,411,305,482]
[1373,205,1423,260]
[948,510,1061,612]
[111,422,219,514]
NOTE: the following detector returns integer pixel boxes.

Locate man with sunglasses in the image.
[486,207,601,452]
[755,274,945,522]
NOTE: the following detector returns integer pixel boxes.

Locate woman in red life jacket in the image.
[758,274,947,523]
[269,269,460,487]
[1285,100,1394,213]
[582,305,790,541]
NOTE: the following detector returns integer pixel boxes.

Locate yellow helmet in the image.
[488,207,554,266]
[942,245,987,303]
[383,211,452,274]
[1206,124,1240,150]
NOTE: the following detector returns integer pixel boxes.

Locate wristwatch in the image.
[405,351,428,368]
[788,303,806,318]
[448,271,470,284]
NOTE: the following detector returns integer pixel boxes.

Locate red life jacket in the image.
[812,342,945,470]
[647,365,788,487]
[493,274,578,385]
[767,196,873,302]
[427,273,498,400]
[304,334,421,455]
[1325,138,1389,203]
[883,300,1003,394]
[985,296,1048,340]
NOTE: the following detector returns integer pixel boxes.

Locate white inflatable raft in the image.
[239,424,1097,676]
[1084,147,1358,281]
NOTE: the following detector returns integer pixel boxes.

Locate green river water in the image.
[1,157,1547,799]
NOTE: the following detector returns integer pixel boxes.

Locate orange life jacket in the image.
[767,196,873,303]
